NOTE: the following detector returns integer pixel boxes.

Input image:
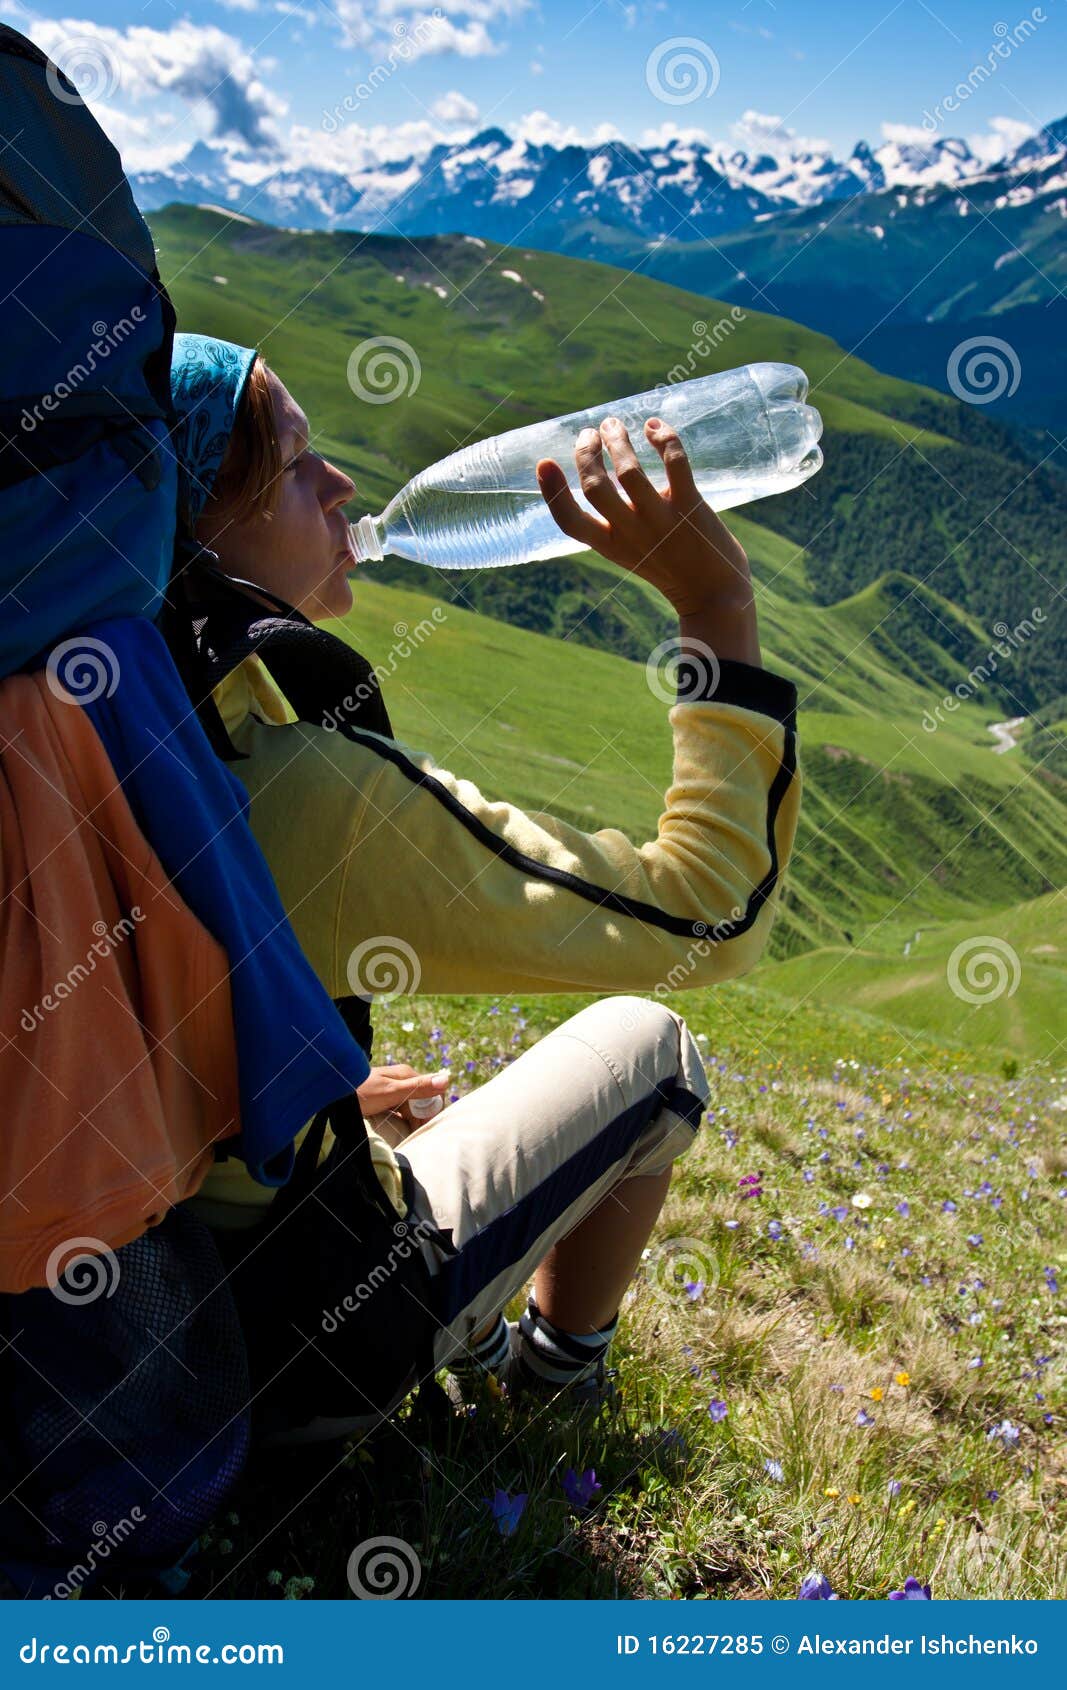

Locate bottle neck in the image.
[350,514,384,562]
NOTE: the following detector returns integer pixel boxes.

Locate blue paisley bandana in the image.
[169,333,258,530]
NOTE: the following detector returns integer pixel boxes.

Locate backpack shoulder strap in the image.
[162,553,394,751]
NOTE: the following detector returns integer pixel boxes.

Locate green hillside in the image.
[151,205,1066,706]
[763,890,1067,1063]
[150,205,1067,1053]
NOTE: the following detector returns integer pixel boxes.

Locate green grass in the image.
[764,891,1067,1064]
[191,983,1067,1600]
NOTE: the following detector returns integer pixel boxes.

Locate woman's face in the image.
[198,370,358,622]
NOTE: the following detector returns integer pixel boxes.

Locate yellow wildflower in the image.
[895,1371,911,1388]
[870,1386,884,1402]
[847,1493,861,1506]
[824,1487,840,1499]
[898,1499,917,1517]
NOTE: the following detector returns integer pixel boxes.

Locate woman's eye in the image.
[283,455,303,475]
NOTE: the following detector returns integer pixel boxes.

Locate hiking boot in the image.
[499,1322,619,1414]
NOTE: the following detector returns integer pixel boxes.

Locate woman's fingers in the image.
[598,417,664,521]
[573,425,636,526]
[537,457,611,549]
[646,417,701,513]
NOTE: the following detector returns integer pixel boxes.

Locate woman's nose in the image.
[322,457,356,509]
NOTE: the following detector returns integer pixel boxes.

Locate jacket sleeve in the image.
[230,657,800,998]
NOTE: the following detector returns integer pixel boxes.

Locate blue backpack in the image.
[0,23,250,1597]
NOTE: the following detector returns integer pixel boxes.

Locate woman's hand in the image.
[536,416,759,663]
[356,1063,451,1139]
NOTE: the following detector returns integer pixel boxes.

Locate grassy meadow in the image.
[193,983,1066,1601]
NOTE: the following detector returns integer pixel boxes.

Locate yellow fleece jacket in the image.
[196,649,801,1222]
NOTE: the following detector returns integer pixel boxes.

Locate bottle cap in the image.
[350,514,384,562]
[408,1094,444,1121]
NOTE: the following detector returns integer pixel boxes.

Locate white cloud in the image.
[328,1,525,58]
[729,109,830,157]
[431,89,480,125]
[640,121,713,149]
[967,116,1035,166]
[25,16,288,151]
[513,109,622,149]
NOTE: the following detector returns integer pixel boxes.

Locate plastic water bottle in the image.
[349,363,822,570]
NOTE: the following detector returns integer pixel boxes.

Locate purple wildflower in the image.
[987,1420,1020,1450]
[941,1200,957,1214]
[798,1572,839,1600]
[707,1399,728,1422]
[888,1576,931,1601]
[683,1279,705,1302]
[485,1489,527,1537]
[887,1478,901,1497]
[966,1234,983,1248]
[738,1174,763,1199]
[767,1221,784,1240]
[856,1410,875,1428]
[561,1468,601,1511]
[764,1459,785,1482]
[895,1200,910,1218]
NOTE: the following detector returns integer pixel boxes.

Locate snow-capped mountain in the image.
[130,116,1067,244]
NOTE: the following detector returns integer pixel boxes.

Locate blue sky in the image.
[6,0,1064,173]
